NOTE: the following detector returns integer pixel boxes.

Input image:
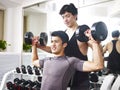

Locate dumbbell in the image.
[6,81,15,90]
[75,21,108,42]
[25,80,35,89]
[21,65,27,74]
[16,67,21,73]
[14,78,22,90]
[27,65,33,75]
[19,79,29,89]
[89,72,98,82]
[33,66,41,75]
[24,32,48,46]
[37,76,42,82]
[32,81,41,90]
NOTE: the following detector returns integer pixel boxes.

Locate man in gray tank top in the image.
[32,30,103,90]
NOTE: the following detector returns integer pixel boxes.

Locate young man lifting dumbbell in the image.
[31,30,103,90]
[31,3,107,90]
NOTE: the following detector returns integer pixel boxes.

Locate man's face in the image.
[50,36,64,55]
[61,12,77,27]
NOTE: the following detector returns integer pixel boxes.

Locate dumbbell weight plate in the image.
[89,72,98,82]
[39,32,48,46]
[24,32,34,45]
[75,21,108,42]
[21,65,27,74]
[75,25,90,42]
[27,65,33,74]
[91,21,108,41]
[16,67,21,73]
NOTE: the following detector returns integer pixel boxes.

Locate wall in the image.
[4,7,23,52]
[26,12,47,36]
[0,10,4,40]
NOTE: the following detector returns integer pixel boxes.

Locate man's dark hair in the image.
[112,30,120,38]
[59,3,78,15]
[51,31,69,44]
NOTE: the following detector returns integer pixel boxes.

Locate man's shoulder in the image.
[66,56,80,61]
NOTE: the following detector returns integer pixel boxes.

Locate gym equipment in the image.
[21,65,27,74]
[14,78,22,90]
[27,65,33,74]
[39,32,48,46]
[89,72,98,82]
[16,67,21,73]
[6,81,15,90]
[32,81,41,90]
[75,21,108,42]
[19,79,29,90]
[24,32,34,45]
[75,24,90,42]
[89,72,99,89]
[1,68,43,90]
[24,32,48,46]
[38,76,42,82]
[33,66,41,75]
[25,80,35,89]
[14,78,22,85]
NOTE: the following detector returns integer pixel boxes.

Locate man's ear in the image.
[63,43,67,48]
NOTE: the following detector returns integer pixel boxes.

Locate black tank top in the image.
[65,31,87,60]
[108,40,120,73]
[65,32,89,86]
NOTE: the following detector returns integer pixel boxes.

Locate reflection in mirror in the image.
[0,10,4,40]
[23,2,49,52]
[23,8,47,36]
[23,0,120,53]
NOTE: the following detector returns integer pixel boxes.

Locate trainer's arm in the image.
[83,43,104,72]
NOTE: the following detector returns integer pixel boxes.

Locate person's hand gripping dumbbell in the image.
[75,21,108,42]
[24,32,48,46]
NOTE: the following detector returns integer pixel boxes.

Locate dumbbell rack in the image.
[0,65,43,90]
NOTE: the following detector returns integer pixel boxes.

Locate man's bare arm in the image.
[37,45,51,53]
[32,36,51,53]
[31,45,40,67]
[83,43,104,72]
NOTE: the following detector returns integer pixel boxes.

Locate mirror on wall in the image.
[0,10,4,40]
[23,2,49,52]
[23,8,47,37]
[22,0,120,52]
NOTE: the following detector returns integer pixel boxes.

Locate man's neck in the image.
[52,54,65,58]
[66,23,78,40]
[67,23,78,31]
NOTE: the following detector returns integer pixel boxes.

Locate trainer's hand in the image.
[84,30,100,47]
